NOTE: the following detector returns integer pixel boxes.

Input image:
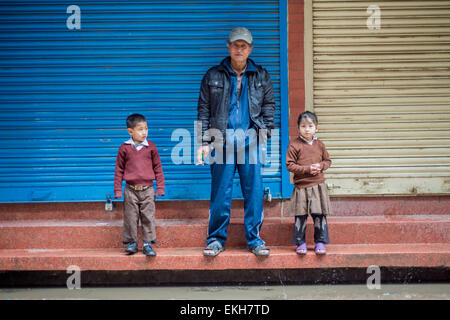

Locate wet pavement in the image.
[0,284,449,300]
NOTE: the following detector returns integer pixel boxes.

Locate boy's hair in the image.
[297,111,318,126]
[126,113,147,128]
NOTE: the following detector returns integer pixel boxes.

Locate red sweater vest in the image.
[114,141,165,197]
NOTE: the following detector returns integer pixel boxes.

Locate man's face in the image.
[228,40,252,65]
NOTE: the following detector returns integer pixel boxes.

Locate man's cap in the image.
[228,27,253,45]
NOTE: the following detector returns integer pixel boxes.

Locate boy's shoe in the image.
[143,243,156,256]
[125,242,138,254]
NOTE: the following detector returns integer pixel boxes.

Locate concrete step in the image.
[0,243,448,271]
[1,215,449,249]
[1,196,448,221]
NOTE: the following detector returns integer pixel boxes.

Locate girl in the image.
[286,111,332,255]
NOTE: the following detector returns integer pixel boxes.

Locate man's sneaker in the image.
[125,242,138,254]
[143,243,156,256]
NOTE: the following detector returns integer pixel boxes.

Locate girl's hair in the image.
[297,111,318,126]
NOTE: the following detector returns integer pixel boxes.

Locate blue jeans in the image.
[207,139,265,249]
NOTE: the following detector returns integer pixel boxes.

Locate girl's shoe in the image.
[314,242,326,255]
[296,243,307,255]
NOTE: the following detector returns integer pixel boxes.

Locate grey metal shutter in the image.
[0,1,285,202]
[305,0,450,195]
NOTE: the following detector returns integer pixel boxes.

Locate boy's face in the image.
[298,118,318,141]
[127,121,148,143]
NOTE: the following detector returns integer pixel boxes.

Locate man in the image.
[197,27,275,256]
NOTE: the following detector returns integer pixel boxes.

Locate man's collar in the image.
[245,58,257,72]
[220,57,257,73]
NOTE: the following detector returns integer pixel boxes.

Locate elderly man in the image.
[197,27,275,256]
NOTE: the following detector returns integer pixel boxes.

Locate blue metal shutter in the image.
[0,0,286,202]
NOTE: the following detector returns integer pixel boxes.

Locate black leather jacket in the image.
[197,57,275,145]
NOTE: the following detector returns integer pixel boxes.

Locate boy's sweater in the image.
[286,137,331,189]
[114,140,165,198]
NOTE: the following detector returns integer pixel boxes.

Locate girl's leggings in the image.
[291,214,330,245]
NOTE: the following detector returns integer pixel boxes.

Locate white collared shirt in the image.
[125,138,149,151]
[299,135,317,146]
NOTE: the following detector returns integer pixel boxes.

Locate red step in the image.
[1,196,448,221]
[0,244,448,271]
[1,215,449,249]
[0,199,448,283]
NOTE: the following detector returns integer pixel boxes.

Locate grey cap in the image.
[228,27,253,45]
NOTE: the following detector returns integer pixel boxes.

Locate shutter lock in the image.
[105,193,114,211]
[263,187,272,202]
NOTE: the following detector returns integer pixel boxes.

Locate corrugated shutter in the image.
[0,0,284,202]
[306,0,450,195]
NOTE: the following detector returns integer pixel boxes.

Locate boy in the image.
[114,113,165,256]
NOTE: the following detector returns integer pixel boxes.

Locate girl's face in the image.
[298,118,318,141]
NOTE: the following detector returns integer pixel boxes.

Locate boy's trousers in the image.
[122,184,156,244]
[207,138,265,250]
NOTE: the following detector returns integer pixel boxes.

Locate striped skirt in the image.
[287,182,332,216]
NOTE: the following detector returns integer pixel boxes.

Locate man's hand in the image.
[197,145,210,165]
[114,191,122,199]
[156,189,165,197]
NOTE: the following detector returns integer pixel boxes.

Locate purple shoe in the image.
[314,242,326,255]
[296,243,307,255]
